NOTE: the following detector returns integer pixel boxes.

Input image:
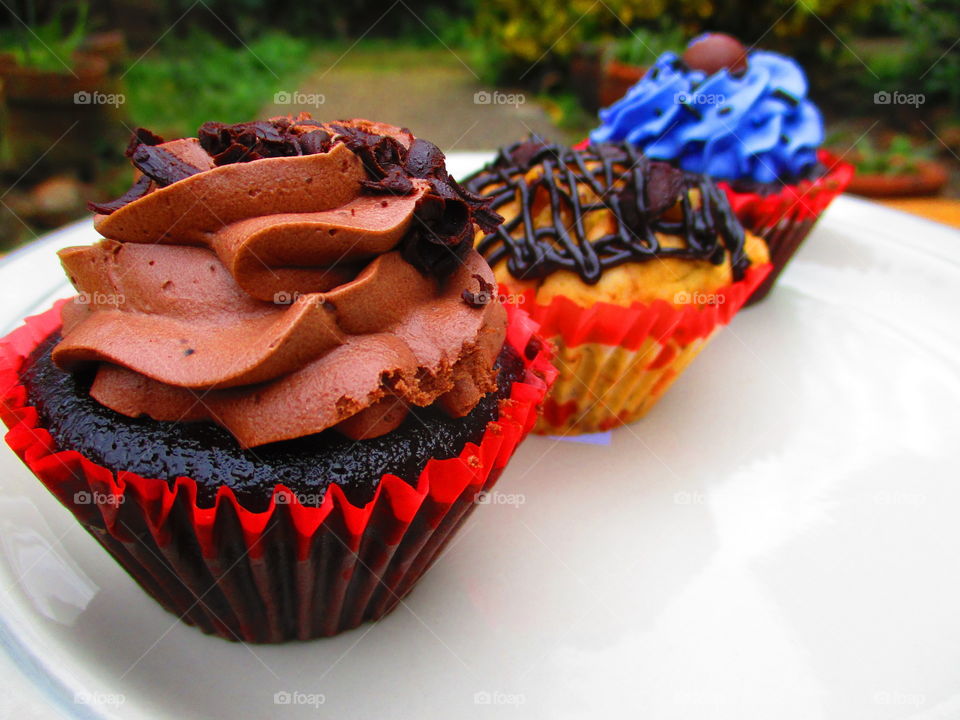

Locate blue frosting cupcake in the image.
[590,33,824,185]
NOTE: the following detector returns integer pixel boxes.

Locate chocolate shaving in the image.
[88,175,153,215]
[94,117,505,284]
[211,142,263,165]
[130,144,203,187]
[125,127,164,157]
[198,119,332,165]
[461,273,495,307]
[331,125,502,277]
[331,123,413,194]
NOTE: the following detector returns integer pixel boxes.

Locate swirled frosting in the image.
[55,116,507,448]
[590,34,824,184]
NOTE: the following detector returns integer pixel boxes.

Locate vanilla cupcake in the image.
[463,139,770,434]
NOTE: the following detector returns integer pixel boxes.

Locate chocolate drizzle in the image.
[462,139,749,284]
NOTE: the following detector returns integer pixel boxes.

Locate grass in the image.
[122,31,317,138]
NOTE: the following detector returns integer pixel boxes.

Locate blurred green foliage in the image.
[122,30,314,137]
[470,0,884,84]
[607,24,686,66]
[851,134,934,175]
[0,2,88,71]
[889,0,960,108]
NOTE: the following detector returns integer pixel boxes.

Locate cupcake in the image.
[462,139,770,435]
[589,33,853,303]
[0,116,554,642]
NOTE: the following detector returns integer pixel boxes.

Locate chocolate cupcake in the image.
[590,33,853,303]
[0,116,554,642]
[463,139,770,434]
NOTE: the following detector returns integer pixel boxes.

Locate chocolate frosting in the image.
[59,117,506,448]
[462,139,748,284]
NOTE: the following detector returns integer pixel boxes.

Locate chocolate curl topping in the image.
[331,124,503,276]
[92,116,504,284]
[198,120,332,164]
[125,127,164,157]
[88,175,152,215]
[129,144,203,187]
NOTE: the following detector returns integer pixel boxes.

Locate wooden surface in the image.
[875,197,960,229]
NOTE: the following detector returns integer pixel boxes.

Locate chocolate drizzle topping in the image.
[462,139,749,284]
[88,117,503,281]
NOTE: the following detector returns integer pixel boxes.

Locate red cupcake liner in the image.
[0,300,555,643]
[718,149,853,304]
[517,263,770,351]
[504,264,770,433]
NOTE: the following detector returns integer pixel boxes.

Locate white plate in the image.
[2,154,960,720]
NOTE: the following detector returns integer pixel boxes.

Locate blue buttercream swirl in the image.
[590,46,824,183]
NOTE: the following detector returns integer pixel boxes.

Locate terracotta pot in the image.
[0,54,121,176]
[0,54,109,105]
[599,60,646,109]
[79,30,127,71]
[847,160,949,198]
[570,44,603,113]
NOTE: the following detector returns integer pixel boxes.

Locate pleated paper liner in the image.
[719,149,854,304]
[0,301,556,643]
[514,263,771,435]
